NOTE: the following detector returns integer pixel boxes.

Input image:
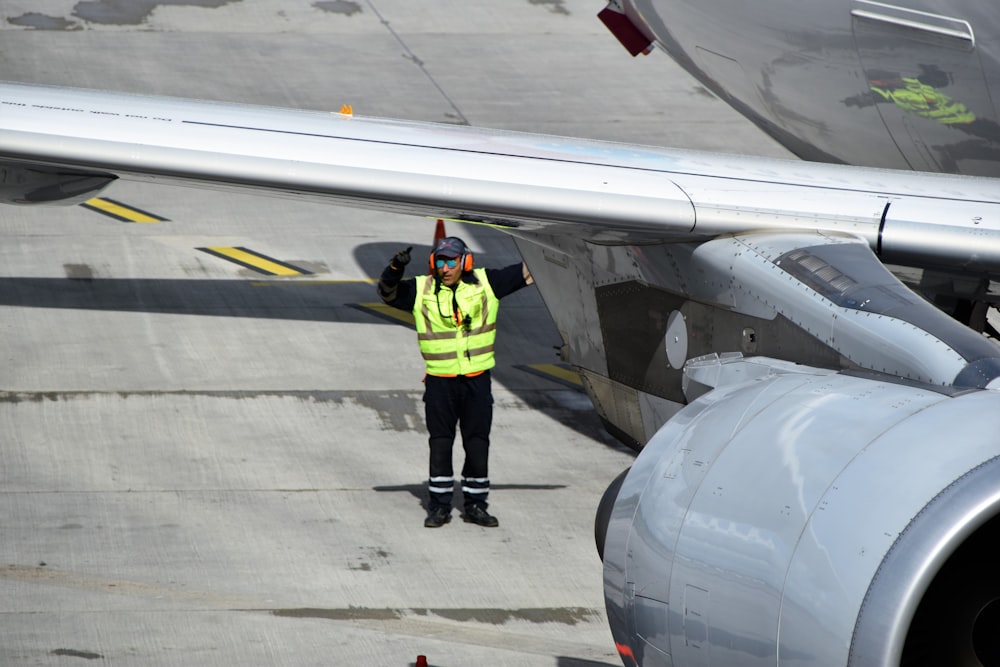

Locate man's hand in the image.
[391,246,413,269]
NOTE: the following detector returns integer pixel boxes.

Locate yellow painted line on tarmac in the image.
[198,246,312,276]
[353,302,415,326]
[249,278,378,286]
[520,363,583,388]
[81,197,167,223]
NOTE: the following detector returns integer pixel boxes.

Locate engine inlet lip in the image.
[849,455,1000,666]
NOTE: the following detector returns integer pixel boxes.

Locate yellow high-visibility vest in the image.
[413,269,499,376]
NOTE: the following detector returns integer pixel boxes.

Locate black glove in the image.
[391,246,413,270]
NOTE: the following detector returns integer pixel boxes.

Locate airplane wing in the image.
[4,79,1000,666]
[3,81,1000,267]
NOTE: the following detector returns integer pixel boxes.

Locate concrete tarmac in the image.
[0,2,791,666]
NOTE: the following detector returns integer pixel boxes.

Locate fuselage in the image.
[626,0,1000,177]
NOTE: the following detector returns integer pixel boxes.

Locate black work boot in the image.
[424,506,451,528]
[462,505,499,527]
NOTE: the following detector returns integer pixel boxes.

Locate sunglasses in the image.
[435,258,458,269]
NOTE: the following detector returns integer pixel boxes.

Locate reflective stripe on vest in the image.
[413,270,499,376]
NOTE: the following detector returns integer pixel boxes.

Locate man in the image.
[378,236,533,528]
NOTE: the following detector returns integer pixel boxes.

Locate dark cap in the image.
[433,236,466,259]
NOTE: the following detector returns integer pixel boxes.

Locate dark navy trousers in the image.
[423,371,493,511]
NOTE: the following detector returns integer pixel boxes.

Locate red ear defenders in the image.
[429,238,474,272]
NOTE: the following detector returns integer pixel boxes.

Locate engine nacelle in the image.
[600,362,1000,666]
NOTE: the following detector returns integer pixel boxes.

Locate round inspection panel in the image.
[665,310,688,369]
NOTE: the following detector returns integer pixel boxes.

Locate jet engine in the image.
[598,362,1000,666]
